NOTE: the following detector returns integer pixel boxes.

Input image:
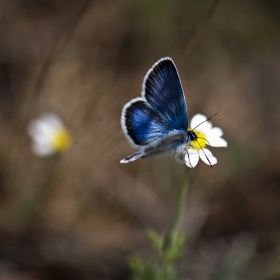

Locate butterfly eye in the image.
[189,131,197,141]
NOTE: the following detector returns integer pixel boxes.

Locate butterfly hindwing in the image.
[120,132,188,163]
[122,98,171,146]
[142,132,188,157]
[142,57,188,130]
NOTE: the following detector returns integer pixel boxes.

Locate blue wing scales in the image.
[143,57,188,130]
[123,99,171,146]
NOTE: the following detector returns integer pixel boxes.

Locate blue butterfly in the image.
[120,57,196,163]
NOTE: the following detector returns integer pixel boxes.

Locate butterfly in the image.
[120,57,197,164]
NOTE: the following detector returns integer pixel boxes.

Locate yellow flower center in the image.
[188,129,207,150]
[51,128,72,152]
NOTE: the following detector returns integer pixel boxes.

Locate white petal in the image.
[190,114,206,129]
[31,143,54,157]
[199,148,217,165]
[28,114,63,137]
[41,113,63,130]
[190,114,212,134]
[208,137,228,147]
[184,149,199,168]
[204,127,227,147]
[206,127,223,138]
[28,121,56,144]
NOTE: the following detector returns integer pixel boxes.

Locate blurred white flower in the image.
[175,114,227,168]
[28,113,72,157]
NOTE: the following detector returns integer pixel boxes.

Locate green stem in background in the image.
[170,167,190,235]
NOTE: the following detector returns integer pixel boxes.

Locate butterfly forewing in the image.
[143,58,188,130]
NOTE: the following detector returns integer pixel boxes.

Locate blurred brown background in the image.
[0,0,280,279]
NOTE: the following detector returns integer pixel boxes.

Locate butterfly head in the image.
[187,129,207,150]
[188,131,197,142]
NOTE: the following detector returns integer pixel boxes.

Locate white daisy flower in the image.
[28,113,72,157]
[175,114,227,168]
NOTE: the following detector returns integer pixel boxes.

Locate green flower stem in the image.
[170,167,190,235]
[160,167,190,266]
[131,167,191,279]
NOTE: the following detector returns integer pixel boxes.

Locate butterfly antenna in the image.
[195,140,213,167]
[191,113,218,131]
